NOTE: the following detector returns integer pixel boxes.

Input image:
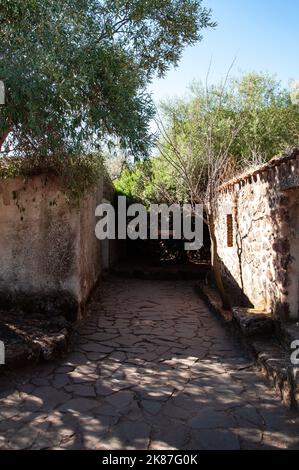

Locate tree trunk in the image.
[208,212,231,310]
[0,127,12,151]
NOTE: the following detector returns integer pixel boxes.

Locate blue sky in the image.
[149,0,299,103]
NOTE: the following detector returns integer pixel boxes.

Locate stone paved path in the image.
[0,278,298,450]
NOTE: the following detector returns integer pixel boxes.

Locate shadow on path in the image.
[0,277,298,450]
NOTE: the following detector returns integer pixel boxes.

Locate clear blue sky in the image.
[150,0,299,103]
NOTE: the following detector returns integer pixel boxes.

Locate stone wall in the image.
[215,149,299,321]
[0,174,118,320]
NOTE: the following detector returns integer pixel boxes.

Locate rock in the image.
[233,404,264,427]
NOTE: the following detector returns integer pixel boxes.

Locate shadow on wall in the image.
[217,260,254,309]
[216,150,299,321]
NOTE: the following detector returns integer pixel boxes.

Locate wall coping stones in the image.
[219,147,299,193]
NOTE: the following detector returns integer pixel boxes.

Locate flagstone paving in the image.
[0,277,298,450]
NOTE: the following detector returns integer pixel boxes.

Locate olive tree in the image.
[0,0,215,159]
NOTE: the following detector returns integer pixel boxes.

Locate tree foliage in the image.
[116,72,299,309]
[0,0,214,159]
[119,73,299,204]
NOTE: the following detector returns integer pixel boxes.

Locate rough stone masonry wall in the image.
[0,174,117,321]
[215,152,299,321]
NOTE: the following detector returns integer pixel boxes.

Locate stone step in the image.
[250,338,298,409]
[196,282,299,410]
[232,307,275,337]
